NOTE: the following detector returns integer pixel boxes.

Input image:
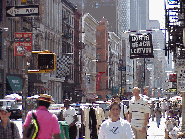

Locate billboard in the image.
[129,33,154,59]
[14,32,32,56]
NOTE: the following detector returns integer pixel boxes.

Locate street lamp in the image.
[119,59,123,96]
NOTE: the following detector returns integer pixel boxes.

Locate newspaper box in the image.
[59,121,69,139]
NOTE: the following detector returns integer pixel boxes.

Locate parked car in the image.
[9,104,22,120]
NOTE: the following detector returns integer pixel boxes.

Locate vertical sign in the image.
[14,32,32,56]
[177,68,185,92]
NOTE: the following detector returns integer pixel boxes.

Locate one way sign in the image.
[6,5,39,17]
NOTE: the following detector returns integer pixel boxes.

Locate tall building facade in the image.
[81,13,98,101]
[130,0,149,30]
[96,18,109,100]
[1,0,82,103]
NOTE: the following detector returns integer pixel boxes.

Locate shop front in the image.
[6,74,23,95]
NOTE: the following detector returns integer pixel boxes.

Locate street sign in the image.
[177,68,185,92]
[6,5,39,17]
[14,32,32,56]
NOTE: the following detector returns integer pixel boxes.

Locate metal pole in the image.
[182,91,185,132]
[121,65,122,96]
[22,55,28,122]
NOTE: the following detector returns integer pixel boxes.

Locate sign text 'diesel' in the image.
[129,33,154,59]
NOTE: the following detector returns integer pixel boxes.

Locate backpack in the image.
[25,110,39,139]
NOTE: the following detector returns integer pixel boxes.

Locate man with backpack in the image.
[0,106,20,139]
[114,95,128,121]
[23,94,61,139]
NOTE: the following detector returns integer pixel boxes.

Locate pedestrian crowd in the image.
[0,88,184,139]
[149,96,183,139]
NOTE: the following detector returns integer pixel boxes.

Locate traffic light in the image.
[38,53,56,71]
[21,0,27,4]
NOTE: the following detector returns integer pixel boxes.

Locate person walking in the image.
[114,95,129,121]
[23,94,61,139]
[0,106,21,139]
[98,101,134,139]
[150,101,155,121]
[154,102,162,128]
[129,87,150,139]
[161,99,167,118]
[61,99,78,139]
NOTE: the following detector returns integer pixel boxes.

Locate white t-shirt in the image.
[63,106,76,125]
[98,118,134,139]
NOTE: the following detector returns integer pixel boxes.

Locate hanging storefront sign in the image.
[14,32,32,56]
[129,33,154,59]
[177,68,185,92]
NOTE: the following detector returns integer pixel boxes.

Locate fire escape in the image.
[165,0,185,60]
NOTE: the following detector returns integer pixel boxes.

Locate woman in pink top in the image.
[23,94,61,139]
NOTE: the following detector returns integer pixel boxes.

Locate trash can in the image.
[59,121,69,139]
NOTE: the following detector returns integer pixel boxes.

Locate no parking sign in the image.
[14,32,32,56]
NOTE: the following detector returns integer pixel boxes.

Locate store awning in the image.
[6,76,22,91]
[86,93,98,100]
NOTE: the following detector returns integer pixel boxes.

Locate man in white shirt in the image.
[129,87,150,139]
[62,99,78,139]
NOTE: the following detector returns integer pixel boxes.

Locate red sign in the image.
[14,32,32,56]
[169,73,177,82]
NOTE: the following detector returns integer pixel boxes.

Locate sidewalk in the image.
[147,117,166,138]
[147,116,182,139]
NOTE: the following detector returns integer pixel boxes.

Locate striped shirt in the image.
[129,96,150,130]
[0,120,20,139]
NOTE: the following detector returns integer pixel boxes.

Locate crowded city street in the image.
[1,0,185,138]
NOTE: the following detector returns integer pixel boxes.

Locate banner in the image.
[14,32,32,56]
[96,73,103,91]
[129,33,154,59]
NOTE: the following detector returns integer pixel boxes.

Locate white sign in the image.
[6,5,39,17]
[177,68,185,92]
[7,7,38,16]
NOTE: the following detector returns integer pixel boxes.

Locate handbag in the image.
[26,110,39,139]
